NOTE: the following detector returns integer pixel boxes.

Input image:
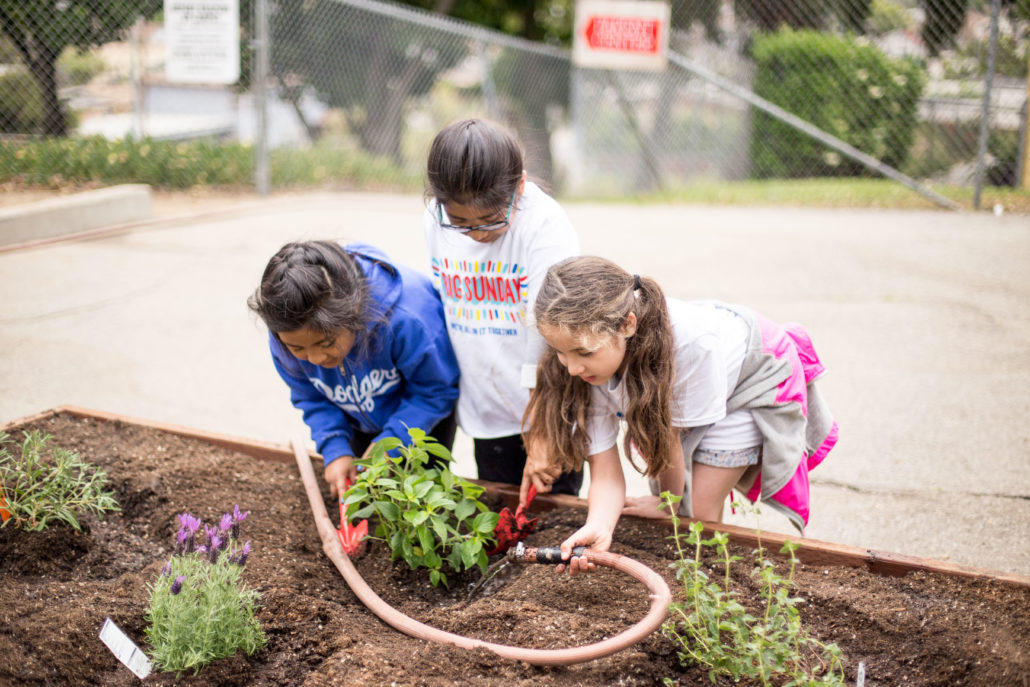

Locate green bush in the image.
[349,427,499,588]
[0,430,120,531]
[0,135,420,191]
[57,47,108,87]
[0,69,46,135]
[749,29,927,179]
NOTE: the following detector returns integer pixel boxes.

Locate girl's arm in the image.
[622,430,686,519]
[558,446,625,575]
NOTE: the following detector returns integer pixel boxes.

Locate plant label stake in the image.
[338,478,368,556]
[487,484,538,555]
[98,617,152,679]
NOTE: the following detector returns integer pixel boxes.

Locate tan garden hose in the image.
[290,437,671,666]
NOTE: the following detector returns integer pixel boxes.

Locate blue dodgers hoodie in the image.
[267,242,460,466]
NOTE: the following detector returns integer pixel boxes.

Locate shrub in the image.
[0,69,46,135]
[749,29,927,179]
[0,430,120,531]
[660,493,845,685]
[0,135,419,191]
[145,507,266,676]
[58,47,107,87]
[349,427,499,587]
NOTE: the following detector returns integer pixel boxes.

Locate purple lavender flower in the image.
[174,528,191,555]
[219,513,233,535]
[160,561,171,577]
[170,575,185,595]
[175,513,202,554]
[208,535,223,563]
[233,541,252,567]
[231,505,249,540]
[177,513,201,534]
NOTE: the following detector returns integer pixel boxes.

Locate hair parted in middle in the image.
[522,255,676,477]
[425,118,524,211]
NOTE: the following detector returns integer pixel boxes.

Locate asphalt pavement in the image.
[1,191,1027,576]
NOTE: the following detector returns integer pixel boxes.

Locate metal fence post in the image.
[253,0,270,196]
[973,0,1002,210]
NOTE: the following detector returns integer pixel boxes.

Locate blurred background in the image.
[0,0,1027,209]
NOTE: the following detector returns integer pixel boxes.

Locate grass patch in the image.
[568,177,1030,213]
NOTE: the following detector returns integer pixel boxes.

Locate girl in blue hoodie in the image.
[248,240,460,497]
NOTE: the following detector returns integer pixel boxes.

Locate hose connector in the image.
[507,541,587,564]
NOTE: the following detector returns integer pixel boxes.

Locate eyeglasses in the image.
[437,191,516,234]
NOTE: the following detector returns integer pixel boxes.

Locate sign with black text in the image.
[164,0,240,84]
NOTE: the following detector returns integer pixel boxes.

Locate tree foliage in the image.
[0,0,161,136]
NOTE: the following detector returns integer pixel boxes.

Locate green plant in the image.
[0,68,46,134]
[145,507,266,676]
[0,430,120,531]
[660,493,845,686]
[749,28,927,179]
[349,427,499,587]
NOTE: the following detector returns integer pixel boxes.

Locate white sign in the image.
[98,617,152,679]
[164,0,240,84]
[573,0,670,72]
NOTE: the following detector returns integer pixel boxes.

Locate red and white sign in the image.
[574,0,670,71]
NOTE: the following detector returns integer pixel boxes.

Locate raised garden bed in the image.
[1,407,1028,686]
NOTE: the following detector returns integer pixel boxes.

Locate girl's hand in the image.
[324,456,357,498]
[556,524,612,576]
[622,495,668,519]
[521,444,561,503]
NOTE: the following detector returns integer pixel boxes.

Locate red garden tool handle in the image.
[517,484,537,515]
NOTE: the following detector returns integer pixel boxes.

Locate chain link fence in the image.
[0,0,1026,206]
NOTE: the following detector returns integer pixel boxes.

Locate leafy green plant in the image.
[0,430,120,531]
[660,493,845,686]
[145,507,266,676]
[349,427,499,588]
[749,28,926,180]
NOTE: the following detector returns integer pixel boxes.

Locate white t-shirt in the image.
[424,182,579,439]
[585,299,761,456]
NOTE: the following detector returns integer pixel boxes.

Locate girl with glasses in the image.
[423,118,582,497]
[522,256,838,575]
[248,240,460,498]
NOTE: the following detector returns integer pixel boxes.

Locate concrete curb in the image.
[0,184,152,247]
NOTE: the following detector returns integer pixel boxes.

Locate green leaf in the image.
[453,498,477,521]
[375,501,400,522]
[472,511,499,534]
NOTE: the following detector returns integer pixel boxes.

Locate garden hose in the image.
[291,436,671,666]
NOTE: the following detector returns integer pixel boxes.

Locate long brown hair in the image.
[523,256,676,477]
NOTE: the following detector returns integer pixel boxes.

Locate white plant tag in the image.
[98,617,152,679]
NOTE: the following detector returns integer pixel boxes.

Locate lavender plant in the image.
[145,505,266,675]
[0,430,120,531]
[660,493,845,686]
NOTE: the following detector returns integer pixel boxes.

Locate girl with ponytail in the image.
[522,256,838,574]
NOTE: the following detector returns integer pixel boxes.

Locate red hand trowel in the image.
[486,484,538,556]
[338,478,368,556]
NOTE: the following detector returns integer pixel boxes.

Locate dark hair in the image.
[425,118,523,211]
[523,256,676,477]
[247,241,377,357]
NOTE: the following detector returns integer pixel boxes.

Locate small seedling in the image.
[145,506,266,676]
[659,493,845,686]
[0,430,120,531]
[348,427,499,587]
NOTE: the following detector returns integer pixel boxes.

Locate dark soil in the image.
[1,412,1028,686]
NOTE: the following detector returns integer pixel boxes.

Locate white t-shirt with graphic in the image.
[424,181,579,439]
[585,299,762,456]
